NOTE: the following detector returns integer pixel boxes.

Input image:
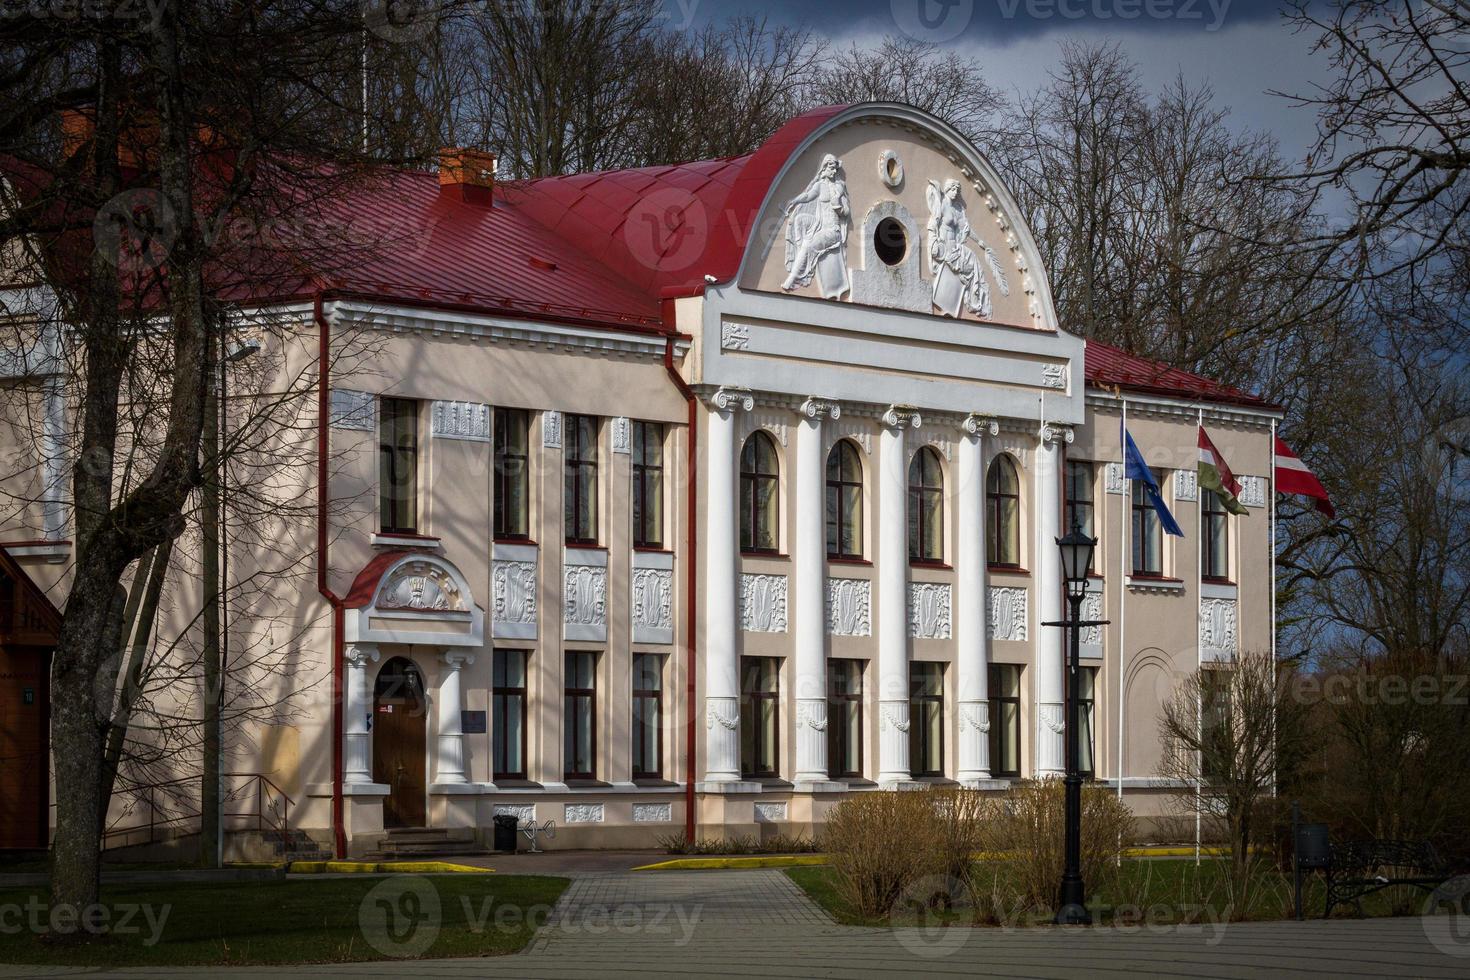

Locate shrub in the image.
[978,778,1135,913]
[655,832,821,855]
[824,790,944,919]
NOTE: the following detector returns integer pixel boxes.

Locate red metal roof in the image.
[1083,340,1273,409]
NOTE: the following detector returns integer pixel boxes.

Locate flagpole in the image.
[1195,407,1204,866]
[1117,399,1127,806]
[1270,418,1278,800]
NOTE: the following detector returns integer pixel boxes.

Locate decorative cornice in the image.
[1085,390,1282,426]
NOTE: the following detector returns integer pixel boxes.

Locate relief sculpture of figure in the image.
[925,178,1009,319]
[781,153,851,299]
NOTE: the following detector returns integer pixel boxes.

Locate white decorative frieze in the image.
[564,563,608,640]
[740,573,788,633]
[329,388,374,431]
[1105,462,1127,494]
[1200,598,1239,662]
[987,586,1028,642]
[564,803,604,824]
[493,804,535,823]
[826,578,871,636]
[631,566,674,644]
[610,416,631,454]
[1042,364,1067,390]
[721,321,751,350]
[491,559,537,639]
[430,400,491,441]
[958,702,990,734]
[378,561,467,612]
[1080,589,1104,657]
[541,410,562,448]
[1238,475,1266,508]
[1174,468,1199,502]
[907,583,953,639]
[754,802,789,823]
[633,802,672,823]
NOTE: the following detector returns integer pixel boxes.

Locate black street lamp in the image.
[1044,519,1107,925]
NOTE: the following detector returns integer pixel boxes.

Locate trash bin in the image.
[493,814,519,853]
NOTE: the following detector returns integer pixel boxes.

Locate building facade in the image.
[0,103,1280,853]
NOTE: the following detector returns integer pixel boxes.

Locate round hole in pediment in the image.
[873,217,907,266]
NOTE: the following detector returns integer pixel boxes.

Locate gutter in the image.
[312,291,347,859]
[661,313,699,844]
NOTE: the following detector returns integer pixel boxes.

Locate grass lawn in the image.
[0,874,568,966]
[788,858,1426,927]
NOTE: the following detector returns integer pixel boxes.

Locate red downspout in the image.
[313,291,347,859]
[661,317,698,844]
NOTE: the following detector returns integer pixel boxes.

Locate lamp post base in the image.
[1055,875,1091,924]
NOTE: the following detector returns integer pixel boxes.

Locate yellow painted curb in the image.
[285,860,492,874]
[634,855,829,871]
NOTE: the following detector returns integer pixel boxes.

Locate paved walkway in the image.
[3,869,1469,978]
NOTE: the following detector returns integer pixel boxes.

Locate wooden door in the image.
[0,645,49,849]
[373,657,426,829]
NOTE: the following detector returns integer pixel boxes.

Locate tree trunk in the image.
[200,376,221,868]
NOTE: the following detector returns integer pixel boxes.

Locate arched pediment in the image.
[344,550,485,648]
[736,103,1059,334]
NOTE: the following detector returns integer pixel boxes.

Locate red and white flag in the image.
[1273,436,1335,518]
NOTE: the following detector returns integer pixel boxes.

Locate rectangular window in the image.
[989,664,1022,777]
[1131,481,1163,575]
[740,657,780,778]
[827,659,864,779]
[492,650,528,780]
[1201,669,1231,785]
[564,415,599,544]
[632,653,663,778]
[632,421,665,549]
[1202,489,1229,581]
[910,662,945,776]
[1064,460,1095,568]
[1076,666,1098,777]
[564,651,597,779]
[378,398,418,533]
[493,408,530,539]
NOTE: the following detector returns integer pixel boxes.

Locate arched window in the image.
[986,455,1020,567]
[825,440,864,559]
[908,447,944,561]
[739,431,780,553]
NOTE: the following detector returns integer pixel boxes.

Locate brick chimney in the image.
[439,148,496,206]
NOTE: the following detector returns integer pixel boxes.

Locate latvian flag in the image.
[1274,436,1336,518]
[1198,426,1249,516]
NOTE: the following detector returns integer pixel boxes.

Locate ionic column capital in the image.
[963,414,999,437]
[442,650,475,669]
[1039,422,1074,446]
[881,405,922,430]
[709,386,755,414]
[799,397,841,421]
[345,643,380,667]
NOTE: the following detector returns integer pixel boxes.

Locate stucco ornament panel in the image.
[826,578,871,636]
[780,153,851,299]
[493,804,535,823]
[926,178,1008,318]
[377,562,467,612]
[1200,598,1238,660]
[631,567,674,635]
[1238,475,1267,508]
[1105,462,1127,495]
[1042,364,1067,390]
[633,803,672,823]
[430,400,490,441]
[564,803,604,824]
[1175,468,1199,502]
[491,560,537,625]
[329,389,374,431]
[741,573,788,633]
[754,802,788,823]
[988,586,1028,642]
[541,410,562,449]
[907,583,953,639]
[563,565,608,627]
[1081,590,1104,648]
[721,321,750,350]
[610,416,631,454]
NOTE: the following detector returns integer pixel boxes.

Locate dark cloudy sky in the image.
[669,0,1329,158]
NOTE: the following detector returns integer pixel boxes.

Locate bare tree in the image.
[1159,651,1309,906]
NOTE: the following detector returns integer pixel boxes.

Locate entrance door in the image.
[373,657,427,828]
[0,645,49,849]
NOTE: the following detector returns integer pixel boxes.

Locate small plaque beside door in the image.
[461,710,487,735]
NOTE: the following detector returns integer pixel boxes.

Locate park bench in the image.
[1323,838,1456,917]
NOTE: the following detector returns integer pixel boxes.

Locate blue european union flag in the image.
[1123,425,1184,537]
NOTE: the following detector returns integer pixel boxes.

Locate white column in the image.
[794,398,839,786]
[435,651,474,784]
[344,643,380,785]
[956,415,997,782]
[1035,423,1072,777]
[703,387,751,783]
[877,406,919,786]
[41,376,66,539]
